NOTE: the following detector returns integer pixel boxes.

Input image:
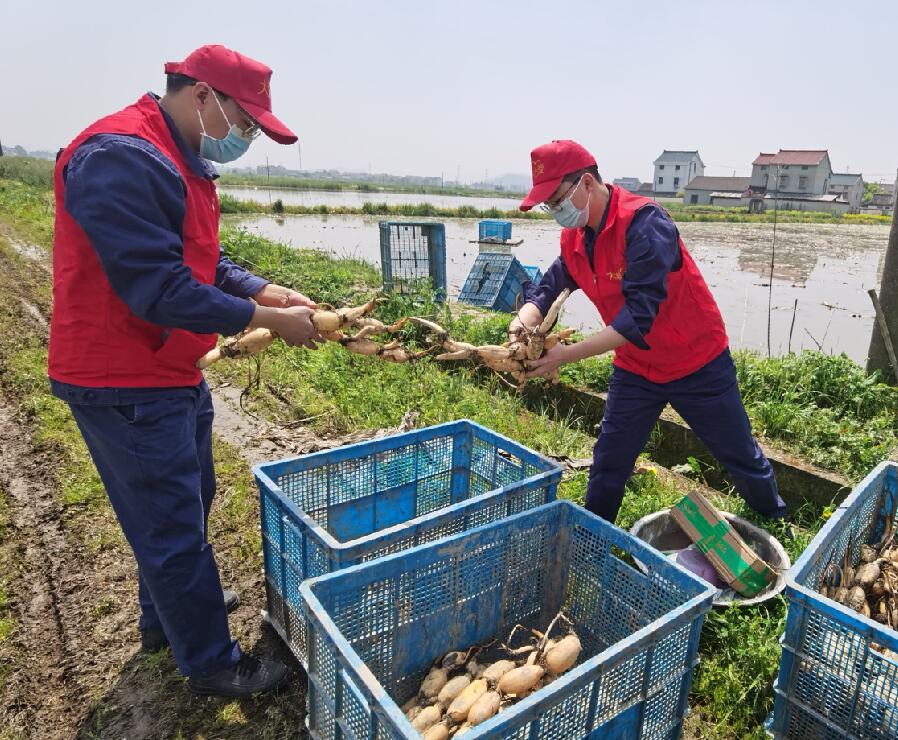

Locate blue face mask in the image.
[197,90,254,163]
[545,177,590,229]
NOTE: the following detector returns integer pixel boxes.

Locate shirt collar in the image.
[584,185,613,240]
[149,93,218,180]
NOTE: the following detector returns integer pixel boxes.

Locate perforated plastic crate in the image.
[254,420,561,668]
[378,221,446,301]
[771,462,898,739]
[458,253,536,313]
[523,264,543,284]
[301,500,716,740]
[478,219,512,242]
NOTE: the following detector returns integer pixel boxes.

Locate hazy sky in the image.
[5,0,897,184]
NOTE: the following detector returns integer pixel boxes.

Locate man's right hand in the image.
[509,303,544,340]
[249,305,322,349]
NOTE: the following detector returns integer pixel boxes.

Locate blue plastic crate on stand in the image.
[254,420,561,668]
[458,253,540,313]
[771,461,898,739]
[301,500,716,740]
[478,219,512,242]
[378,221,446,301]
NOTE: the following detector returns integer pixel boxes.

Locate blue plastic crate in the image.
[478,219,512,242]
[254,420,561,668]
[458,253,537,313]
[523,264,543,283]
[379,221,446,301]
[301,500,716,740]
[771,462,898,739]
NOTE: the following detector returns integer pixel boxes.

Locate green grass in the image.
[219,192,548,221]
[221,227,381,305]
[4,347,107,510]
[0,177,55,246]
[733,351,898,479]
[0,157,53,190]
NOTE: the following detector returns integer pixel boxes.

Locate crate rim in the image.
[252,419,563,554]
[300,499,717,738]
[377,219,446,227]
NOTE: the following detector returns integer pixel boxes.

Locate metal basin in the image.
[630,508,791,607]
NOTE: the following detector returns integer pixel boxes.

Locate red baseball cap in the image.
[164,44,297,145]
[519,140,596,211]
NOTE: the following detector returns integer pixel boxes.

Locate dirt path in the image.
[0,399,79,735]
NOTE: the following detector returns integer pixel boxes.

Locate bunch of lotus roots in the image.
[196,291,574,387]
[403,611,581,738]
[820,511,898,636]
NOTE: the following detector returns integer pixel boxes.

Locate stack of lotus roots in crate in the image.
[196,291,574,387]
[404,611,581,739]
[820,509,898,661]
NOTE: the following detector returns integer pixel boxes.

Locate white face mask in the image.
[543,177,591,228]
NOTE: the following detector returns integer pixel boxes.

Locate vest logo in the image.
[607,267,625,281]
[532,159,544,178]
[258,80,270,96]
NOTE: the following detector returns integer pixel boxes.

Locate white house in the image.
[612,177,641,192]
[828,173,864,213]
[749,150,833,196]
[652,150,704,196]
[683,176,751,206]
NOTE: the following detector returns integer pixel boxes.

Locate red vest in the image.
[49,95,219,387]
[560,186,728,383]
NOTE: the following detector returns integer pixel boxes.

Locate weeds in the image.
[0,157,53,189]
[219,190,892,225]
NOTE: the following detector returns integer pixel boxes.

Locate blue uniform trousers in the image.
[587,349,787,522]
[66,381,239,677]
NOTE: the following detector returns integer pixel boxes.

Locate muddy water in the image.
[227,214,888,364]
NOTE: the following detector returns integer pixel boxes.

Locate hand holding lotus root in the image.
[196,297,420,368]
[196,292,576,387]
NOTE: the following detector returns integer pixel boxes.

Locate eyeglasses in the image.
[237,109,261,140]
[539,177,582,213]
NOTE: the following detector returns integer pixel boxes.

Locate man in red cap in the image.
[48,45,314,696]
[513,140,786,524]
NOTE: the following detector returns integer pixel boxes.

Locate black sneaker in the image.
[141,628,170,653]
[222,589,241,613]
[140,590,241,653]
[188,654,288,698]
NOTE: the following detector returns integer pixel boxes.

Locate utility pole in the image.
[866,166,898,383]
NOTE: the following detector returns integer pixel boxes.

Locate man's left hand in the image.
[525,342,570,379]
[254,283,317,309]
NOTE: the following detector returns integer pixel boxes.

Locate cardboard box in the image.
[671,490,777,597]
